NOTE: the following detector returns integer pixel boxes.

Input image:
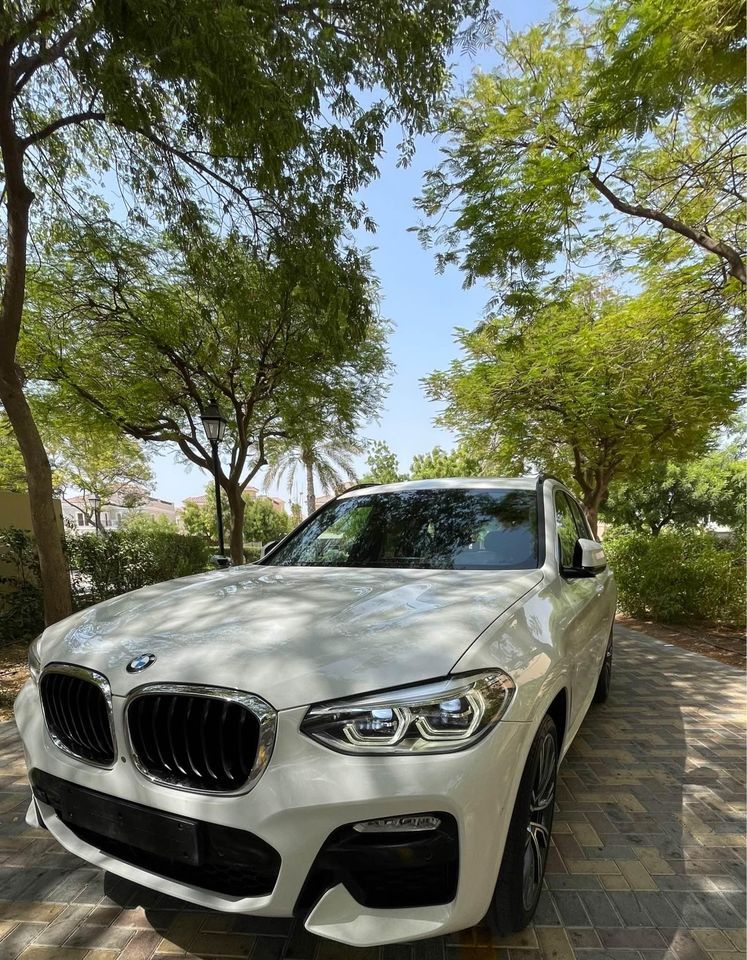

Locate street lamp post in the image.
[200,398,229,567]
[90,492,101,535]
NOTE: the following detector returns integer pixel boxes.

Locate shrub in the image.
[0,527,44,646]
[67,522,211,606]
[604,528,745,624]
[243,545,261,563]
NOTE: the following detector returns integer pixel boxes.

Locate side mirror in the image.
[260,540,278,559]
[575,538,607,573]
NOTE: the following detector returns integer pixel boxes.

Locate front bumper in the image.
[15,679,532,946]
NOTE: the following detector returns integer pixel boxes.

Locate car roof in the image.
[337,477,540,499]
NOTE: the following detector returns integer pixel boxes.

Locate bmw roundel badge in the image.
[126,653,157,673]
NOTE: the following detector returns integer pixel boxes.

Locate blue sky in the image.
[150,0,554,507]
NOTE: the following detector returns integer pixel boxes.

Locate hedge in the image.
[0,524,212,645]
[0,527,44,646]
[67,527,212,605]
[604,528,745,624]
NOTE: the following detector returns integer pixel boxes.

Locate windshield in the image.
[264,488,538,570]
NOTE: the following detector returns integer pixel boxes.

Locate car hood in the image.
[38,565,543,709]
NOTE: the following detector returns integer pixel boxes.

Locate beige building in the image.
[62,492,177,533]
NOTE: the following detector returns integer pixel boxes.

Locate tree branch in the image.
[22,110,106,148]
[587,169,746,285]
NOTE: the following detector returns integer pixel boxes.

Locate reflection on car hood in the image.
[38,565,543,709]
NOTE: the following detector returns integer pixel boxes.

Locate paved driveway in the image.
[0,627,744,960]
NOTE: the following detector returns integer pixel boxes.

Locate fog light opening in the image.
[352,815,442,834]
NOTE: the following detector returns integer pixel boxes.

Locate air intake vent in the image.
[40,667,115,766]
[126,686,276,794]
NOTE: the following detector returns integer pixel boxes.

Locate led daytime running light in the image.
[302,670,514,756]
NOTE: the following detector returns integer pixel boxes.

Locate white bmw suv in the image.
[15,476,615,947]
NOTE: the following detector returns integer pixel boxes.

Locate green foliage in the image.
[180,499,215,540]
[409,444,483,479]
[360,441,409,484]
[594,0,745,129]
[67,528,211,605]
[424,276,744,528]
[605,528,745,624]
[0,0,488,618]
[4,0,493,244]
[264,434,364,516]
[602,447,747,533]
[0,416,27,493]
[27,228,390,561]
[0,406,152,508]
[44,413,153,506]
[180,487,291,546]
[0,528,44,645]
[243,499,292,545]
[417,0,746,299]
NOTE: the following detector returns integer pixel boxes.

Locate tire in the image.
[593,628,614,704]
[487,714,558,936]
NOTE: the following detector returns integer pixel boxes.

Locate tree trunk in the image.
[226,484,246,565]
[304,459,316,518]
[582,485,607,539]
[584,503,599,539]
[0,371,73,624]
[0,59,72,625]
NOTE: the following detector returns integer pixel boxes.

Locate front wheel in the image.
[487,714,558,936]
[593,628,614,704]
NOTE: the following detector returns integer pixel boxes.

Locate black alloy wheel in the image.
[522,726,556,910]
[488,713,559,935]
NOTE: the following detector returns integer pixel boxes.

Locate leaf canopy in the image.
[416,0,746,300]
[424,276,745,512]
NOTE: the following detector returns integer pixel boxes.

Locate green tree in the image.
[180,486,290,549]
[0,0,489,624]
[602,447,746,534]
[180,487,228,543]
[180,499,214,541]
[360,441,408,485]
[243,499,292,546]
[416,0,745,303]
[264,435,364,518]
[424,277,744,534]
[409,444,483,479]
[29,230,389,564]
[47,425,153,521]
[0,410,151,514]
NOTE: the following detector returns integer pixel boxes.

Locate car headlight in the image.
[301,670,515,755]
[28,635,42,684]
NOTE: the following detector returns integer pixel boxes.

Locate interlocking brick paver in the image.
[0,627,744,959]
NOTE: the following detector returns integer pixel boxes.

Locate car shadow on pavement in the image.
[93,629,746,959]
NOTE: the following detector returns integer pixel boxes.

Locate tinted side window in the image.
[554,491,577,568]
[568,497,592,540]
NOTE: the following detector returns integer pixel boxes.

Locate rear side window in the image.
[554,491,577,568]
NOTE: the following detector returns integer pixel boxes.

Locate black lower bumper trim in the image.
[30,769,280,898]
[296,812,459,913]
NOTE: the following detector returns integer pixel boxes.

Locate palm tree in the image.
[264,437,363,518]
